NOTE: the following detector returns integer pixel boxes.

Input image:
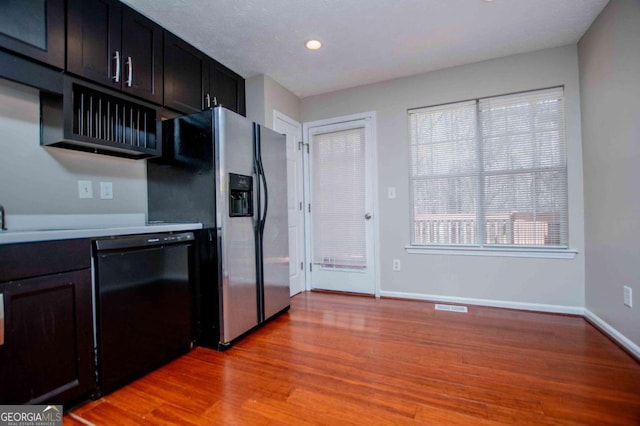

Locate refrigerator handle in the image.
[258,155,268,236]
[253,124,262,225]
[253,124,268,236]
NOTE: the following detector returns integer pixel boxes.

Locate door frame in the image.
[273,110,306,295]
[302,111,380,297]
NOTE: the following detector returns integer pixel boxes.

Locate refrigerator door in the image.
[216,107,259,344]
[258,125,291,321]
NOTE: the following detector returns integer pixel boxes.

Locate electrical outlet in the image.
[78,180,93,199]
[392,259,401,271]
[624,286,632,308]
[100,182,113,199]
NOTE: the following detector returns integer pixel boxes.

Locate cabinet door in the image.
[163,31,207,114]
[0,270,94,405]
[0,0,65,69]
[67,0,122,89]
[121,6,163,104]
[207,60,246,116]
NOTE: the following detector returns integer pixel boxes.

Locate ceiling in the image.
[121,0,609,98]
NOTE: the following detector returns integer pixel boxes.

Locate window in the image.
[409,87,567,248]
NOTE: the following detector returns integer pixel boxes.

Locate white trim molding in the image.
[584,309,640,361]
[379,290,585,315]
[303,111,381,297]
[406,245,578,259]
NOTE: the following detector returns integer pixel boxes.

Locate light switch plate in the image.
[100,182,113,199]
[624,286,632,308]
[388,187,397,199]
[78,180,93,199]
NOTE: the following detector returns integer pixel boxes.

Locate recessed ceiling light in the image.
[305,39,322,50]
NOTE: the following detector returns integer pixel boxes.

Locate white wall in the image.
[246,74,301,129]
[301,45,585,310]
[0,79,147,217]
[579,0,640,347]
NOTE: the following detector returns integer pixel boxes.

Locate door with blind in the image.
[304,114,376,295]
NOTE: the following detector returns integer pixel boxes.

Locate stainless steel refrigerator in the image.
[147,106,290,349]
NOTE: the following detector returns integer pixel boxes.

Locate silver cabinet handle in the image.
[364,213,372,220]
[205,93,211,109]
[0,293,4,346]
[126,56,133,87]
[213,96,218,106]
[112,51,121,83]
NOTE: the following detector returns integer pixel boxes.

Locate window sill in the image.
[405,245,578,259]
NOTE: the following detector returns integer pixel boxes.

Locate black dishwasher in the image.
[93,232,194,395]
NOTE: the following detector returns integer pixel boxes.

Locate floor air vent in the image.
[434,304,468,313]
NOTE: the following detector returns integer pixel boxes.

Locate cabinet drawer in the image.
[0,238,91,282]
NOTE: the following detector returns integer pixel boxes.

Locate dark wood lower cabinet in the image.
[0,269,94,405]
[0,237,95,406]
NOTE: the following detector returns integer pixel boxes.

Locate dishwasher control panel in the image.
[94,232,195,251]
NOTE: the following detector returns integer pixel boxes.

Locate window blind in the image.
[409,87,568,248]
[311,126,367,268]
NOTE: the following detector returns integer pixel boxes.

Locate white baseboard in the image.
[379,290,585,315]
[584,309,640,360]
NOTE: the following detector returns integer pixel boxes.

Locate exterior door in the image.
[273,111,306,296]
[304,113,377,295]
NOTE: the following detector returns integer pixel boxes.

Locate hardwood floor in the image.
[66,292,640,425]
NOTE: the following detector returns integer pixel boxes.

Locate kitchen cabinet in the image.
[41,76,162,160]
[207,59,246,116]
[0,0,65,69]
[164,31,246,116]
[67,0,163,104]
[0,239,94,406]
[163,31,208,114]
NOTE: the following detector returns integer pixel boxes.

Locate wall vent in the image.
[434,304,468,313]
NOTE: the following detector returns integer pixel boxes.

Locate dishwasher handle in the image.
[94,232,194,251]
[0,293,4,346]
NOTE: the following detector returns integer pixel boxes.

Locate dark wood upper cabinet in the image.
[67,0,163,104]
[207,60,245,116]
[164,31,245,116]
[163,31,208,114]
[0,0,65,69]
[121,7,163,104]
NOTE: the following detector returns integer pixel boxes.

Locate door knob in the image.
[364,213,372,220]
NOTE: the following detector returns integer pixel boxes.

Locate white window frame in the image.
[405,87,577,259]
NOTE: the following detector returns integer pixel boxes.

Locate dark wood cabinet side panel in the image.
[237,78,246,117]
[0,239,91,282]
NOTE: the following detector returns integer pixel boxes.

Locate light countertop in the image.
[0,214,202,244]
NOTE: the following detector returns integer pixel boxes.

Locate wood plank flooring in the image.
[66,292,640,425]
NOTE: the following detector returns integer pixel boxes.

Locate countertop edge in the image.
[0,223,203,245]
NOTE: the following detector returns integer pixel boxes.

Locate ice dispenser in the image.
[229,173,253,217]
